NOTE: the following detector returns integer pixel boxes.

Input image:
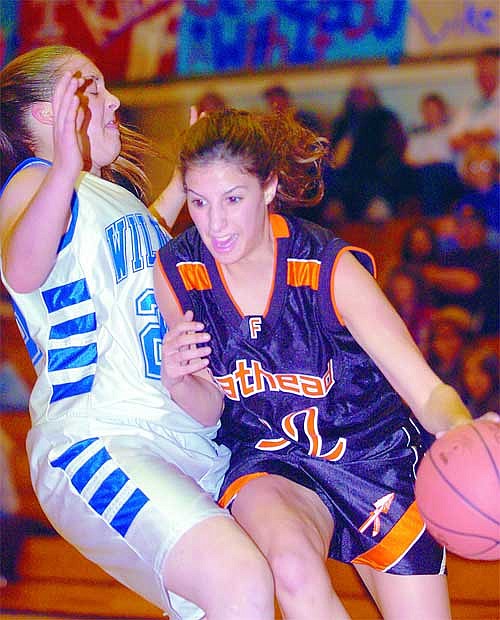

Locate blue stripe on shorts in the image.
[51,437,149,537]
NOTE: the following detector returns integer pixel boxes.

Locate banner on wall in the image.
[177,0,408,75]
[0,0,498,82]
[406,0,499,56]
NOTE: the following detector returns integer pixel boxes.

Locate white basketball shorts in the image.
[26,415,232,620]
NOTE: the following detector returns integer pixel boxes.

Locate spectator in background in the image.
[329,71,380,168]
[384,265,434,357]
[263,84,324,134]
[196,90,227,115]
[427,306,473,393]
[406,93,454,167]
[460,348,499,419]
[429,204,499,336]
[456,143,500,245]
[405,93,464,216]
[329,105,420,221]
[401,221,441,267]
[449,46,500,154]
[398,221,442,301]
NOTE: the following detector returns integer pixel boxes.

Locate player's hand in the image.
[436,410,500,438]
[161,310,212,389]
[51,70,85,180]
[189,104,208,125]
[476,411,500,424]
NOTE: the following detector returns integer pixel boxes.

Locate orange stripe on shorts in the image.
[352,501,426,571]
[218,472,269,508]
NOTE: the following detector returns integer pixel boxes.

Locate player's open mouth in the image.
[212,234,237,253]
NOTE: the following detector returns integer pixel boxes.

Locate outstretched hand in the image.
[51,71,85,179]
[161,310,212,390]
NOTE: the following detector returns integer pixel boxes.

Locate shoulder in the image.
[158,224,202,263]
[0,159,51,231]
[283,214,373,270]
[285,214,335,248]
[1,158,51,196]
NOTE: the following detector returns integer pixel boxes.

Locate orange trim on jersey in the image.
[352,501,425,571]
[262,231,279,318]
[218,472,269,508]
[155,255,183,315]
[270,213,290,238]
[330,246,376,326]
[215,214,284,319]
[215,261,245,317]
[178,261,212,291]
[287,259,320,290]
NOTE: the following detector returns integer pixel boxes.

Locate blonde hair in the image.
[0,45,155,202]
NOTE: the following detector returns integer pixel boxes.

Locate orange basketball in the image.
[415,419,500,560]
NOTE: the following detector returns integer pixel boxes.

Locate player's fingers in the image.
[162,327,203,350]
[478,411,500,423]
[52,71,73,115]
[178,346,211,368]
[53,74,82,122]
[189,106,198,126]
[53,86,83,148]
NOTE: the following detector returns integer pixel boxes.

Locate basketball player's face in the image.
[185,161,276,265]
[60,55,121,175]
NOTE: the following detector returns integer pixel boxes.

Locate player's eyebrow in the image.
[82,74,100,88]
[223,185,246,195]
[186,187,206,198]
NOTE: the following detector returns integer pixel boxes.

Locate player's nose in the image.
[208,204,227,232]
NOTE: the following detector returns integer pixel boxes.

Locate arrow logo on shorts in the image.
[358,492,395,537]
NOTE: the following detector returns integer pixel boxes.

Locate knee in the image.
[213,543,274,609]
[235,548,274,596]
[268,543,324,596]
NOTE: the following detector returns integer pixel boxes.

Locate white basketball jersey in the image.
[2,159,214,437]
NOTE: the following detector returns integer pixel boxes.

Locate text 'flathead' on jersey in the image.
[215,359,335,401]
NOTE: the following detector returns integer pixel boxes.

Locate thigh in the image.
[232,473,334,558]
[28,427,228,620]
[163,514,274,619]
[356,566,451,620]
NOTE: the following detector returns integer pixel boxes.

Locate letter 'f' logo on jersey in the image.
[249,316,262,339]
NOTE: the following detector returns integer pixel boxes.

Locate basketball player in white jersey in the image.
[0,45,274,620]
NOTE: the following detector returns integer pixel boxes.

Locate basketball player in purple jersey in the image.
[154,108,499,620]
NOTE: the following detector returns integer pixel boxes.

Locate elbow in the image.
[4,279,39,295]
[2,262,46,294]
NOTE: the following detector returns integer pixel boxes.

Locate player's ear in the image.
[263,173,278,206]
[31,102,54,125]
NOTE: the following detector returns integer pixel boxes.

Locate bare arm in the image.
[333,252,473,435]
[0,72,84,293]
[153,258,224,426]
[149,107,199,230]
[149,167,186,231]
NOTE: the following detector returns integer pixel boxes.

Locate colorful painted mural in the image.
[1,1,498,83]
